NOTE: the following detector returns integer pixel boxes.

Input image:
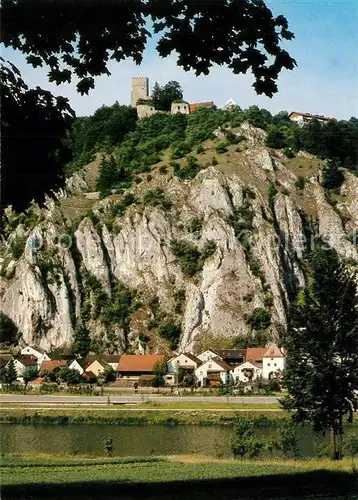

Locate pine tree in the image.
[73,324,91,358]
[281,242,358,459]
[151,82,162,110]
[5,358,18,385]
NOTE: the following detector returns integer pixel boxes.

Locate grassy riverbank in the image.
[0,406,285,426]
[1,454,357,499]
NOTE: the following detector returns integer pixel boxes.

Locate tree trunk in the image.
[330,419,342,460]
[330,426,339,460]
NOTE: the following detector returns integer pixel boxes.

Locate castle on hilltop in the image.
[131,76,215,118]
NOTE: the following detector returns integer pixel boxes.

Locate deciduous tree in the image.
[281,243,358,460]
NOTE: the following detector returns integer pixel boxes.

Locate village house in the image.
[116,354,165,380]
[8,355,37,378]
[68,359,85,375]
[102,355,121,371]
[39,360,67,373]
[245,347,268,366]
[166,352,202,386]
[230,360,262,384]
[83,358,108,377]
[197,349,221,363]
[197,349,244,367]
[167,353,202,373]
[195,357,231,387]
[20,346,50,366]
[262,345,285,380]
[288,111,334,126]
[170,101,190,114]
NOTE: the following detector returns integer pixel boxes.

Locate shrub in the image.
[143,189,172,210]
[231,418,264,459]
[171,142,191,159]
[263,293,274,308]
[196,144,205,154]
[243,187,256,200]
[146,174,153,182]
[187,216,203,235]
[200,240,217,261]
[247,308,271,330]
[283,147,295,158]
[225,131,240,145]
[159,320,181,349]
[10,236,27,260]
[212,157,218,166]
[216,142,228,154]
[173,156,200,180]
[159,165,168,174]
[122,192,136,206]
[173,289,186,314]
[272,421,301,458]
[265,127,287,149]
[171,239,202,277]
[268,183,278,205]
[281,187,290,196]
[295,176,306,190]
[322,158,345,190]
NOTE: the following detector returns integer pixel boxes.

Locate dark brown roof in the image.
[213,349,245,360]
[102,355,121,363]
[205,357,231,371]
[17,355,38,367]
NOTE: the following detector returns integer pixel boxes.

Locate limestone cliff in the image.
[1,123,357,353]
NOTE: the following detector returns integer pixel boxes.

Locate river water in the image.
[2,424,357,458]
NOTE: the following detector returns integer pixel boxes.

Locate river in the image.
[2,423,357,458]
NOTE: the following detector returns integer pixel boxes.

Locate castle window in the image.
[177,106,180,110]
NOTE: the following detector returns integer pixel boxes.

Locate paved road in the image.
[0,394,279,404]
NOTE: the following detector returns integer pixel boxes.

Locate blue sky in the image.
[2,0,357,119]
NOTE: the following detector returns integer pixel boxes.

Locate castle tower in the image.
[131,77,149,107]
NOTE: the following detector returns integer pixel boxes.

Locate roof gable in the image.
[198,357,230,372]
[263,344,284,358]
[232,360,262,371]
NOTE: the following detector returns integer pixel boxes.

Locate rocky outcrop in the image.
[1,123,357,352]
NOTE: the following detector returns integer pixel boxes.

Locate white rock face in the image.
[1,131,357,352]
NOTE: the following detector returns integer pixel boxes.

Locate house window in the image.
[200,371,203,375]
[185,360,187,363]
[274,363,277,367]
[208,364,212,368]
[178,106,180,110]
[267,363,270,366]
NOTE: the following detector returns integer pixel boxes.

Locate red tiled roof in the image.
[263,345,284,358]
[289,111,334,121]
[117,355,165,373]
[31,377,45,385]
[40,360,67,372]
[245,348,267,363]
[139,375,155,381]
[189,101,215,113]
